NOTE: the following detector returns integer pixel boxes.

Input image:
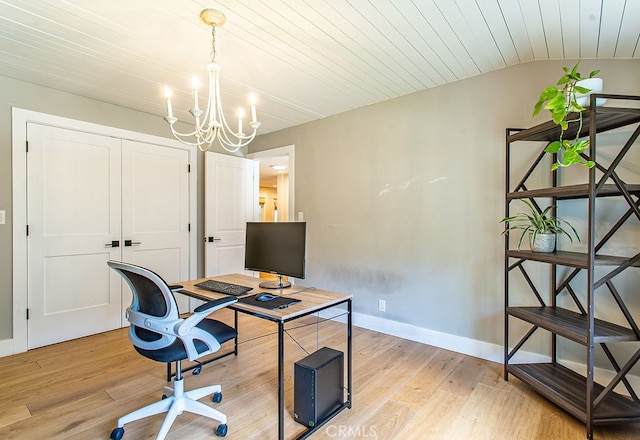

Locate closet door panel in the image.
[121,140,191,312]
[27,124,122,349]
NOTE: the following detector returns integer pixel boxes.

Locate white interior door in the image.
[205,152,258,277]
[121,140,190,312]
[27,124,122,349]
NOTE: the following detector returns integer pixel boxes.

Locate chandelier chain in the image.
[210,24,217,63]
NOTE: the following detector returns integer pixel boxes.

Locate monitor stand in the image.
[258,275,291,290]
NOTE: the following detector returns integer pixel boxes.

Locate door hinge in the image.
[26,225,29,236]
[188,164,191,173]
[25,141,29,152]
[188,223,191,232]
[26,308,30,320]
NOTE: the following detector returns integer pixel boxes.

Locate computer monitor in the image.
[244,222,307,289]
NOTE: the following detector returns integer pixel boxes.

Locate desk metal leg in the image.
[278,320,285,440]
[234,309,239,356]
[251,299,353,440]
[347,299,352,408]
[294,300,353,440]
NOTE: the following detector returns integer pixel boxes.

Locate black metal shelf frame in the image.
[503,94,640,440]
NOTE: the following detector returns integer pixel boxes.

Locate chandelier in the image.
[163,9,260,152]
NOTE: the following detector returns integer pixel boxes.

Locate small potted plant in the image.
[500,200,580,252]
[532,61,601,170]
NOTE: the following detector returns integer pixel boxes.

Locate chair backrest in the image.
[107,260,181,351]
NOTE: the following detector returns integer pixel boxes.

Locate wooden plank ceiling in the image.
[0,0,638,134]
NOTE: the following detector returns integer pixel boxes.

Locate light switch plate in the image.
[0,210,5,225]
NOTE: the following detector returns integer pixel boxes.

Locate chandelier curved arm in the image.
[211,69,260,149]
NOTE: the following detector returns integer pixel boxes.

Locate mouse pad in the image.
[238,293,301,310]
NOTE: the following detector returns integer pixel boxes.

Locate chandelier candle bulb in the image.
[192,76,199,110]
[250,93,257,123]
[237,108,244,135]
[164,86,173,119]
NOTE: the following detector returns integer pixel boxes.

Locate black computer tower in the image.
[294,347,344,427]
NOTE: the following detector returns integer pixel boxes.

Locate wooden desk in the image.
[177,274,353,440]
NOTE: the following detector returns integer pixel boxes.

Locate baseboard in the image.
[0,338,14,358]
[349,311,504,363]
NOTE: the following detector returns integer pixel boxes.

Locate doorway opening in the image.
[248,145,295,284]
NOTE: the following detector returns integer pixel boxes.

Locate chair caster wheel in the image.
[110,427,124,440]
[212,392,223,403]
[216,423,228,437]
[162,394,168,400]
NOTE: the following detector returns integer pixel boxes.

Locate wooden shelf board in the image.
[508,363,640,424]
[507,306,638,344]
[506,250,639,269]
[507,184,640,201]
[507,107,640,143]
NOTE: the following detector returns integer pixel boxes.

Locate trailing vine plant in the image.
[532,61,599,170]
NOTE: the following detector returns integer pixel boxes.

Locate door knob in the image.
[124,240,142,247]
[206,236,222,242]
[104,240,120,248]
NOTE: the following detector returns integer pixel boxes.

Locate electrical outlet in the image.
[378,299,386,312]
[297,212,304,222]
[0,210,5,225]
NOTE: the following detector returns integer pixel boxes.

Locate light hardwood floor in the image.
[1,309,638,440]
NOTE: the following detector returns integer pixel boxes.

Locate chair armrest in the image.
[176,297,237,337]
[194,296,237,313]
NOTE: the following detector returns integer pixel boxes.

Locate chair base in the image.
[112,377,227,440]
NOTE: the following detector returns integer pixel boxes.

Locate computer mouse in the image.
[256,293,277,302]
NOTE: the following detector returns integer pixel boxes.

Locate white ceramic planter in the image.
[530,233,556,253]
[575,78,606,107]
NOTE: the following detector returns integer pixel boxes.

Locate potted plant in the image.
[532,61,601,170]
[500,200,580,252]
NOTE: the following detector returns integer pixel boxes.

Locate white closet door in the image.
[27,124,122,349]
[121,140,191,312]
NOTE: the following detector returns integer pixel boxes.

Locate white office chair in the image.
[107,261,237,440]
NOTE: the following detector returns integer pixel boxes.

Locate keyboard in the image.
[194,279,253,296]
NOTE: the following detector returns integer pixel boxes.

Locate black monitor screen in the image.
[244,222,306,287]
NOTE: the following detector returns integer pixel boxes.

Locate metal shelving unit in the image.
[503,94,640,439]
